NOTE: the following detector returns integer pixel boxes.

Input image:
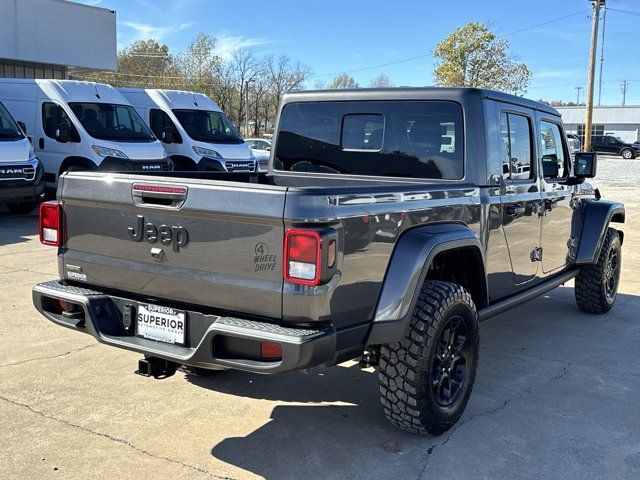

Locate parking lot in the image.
[0,157,638,480]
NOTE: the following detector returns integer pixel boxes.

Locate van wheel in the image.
[378,280,479,436]
[621,148,635,159]
[6,201,38,215]
[575,228,621,313]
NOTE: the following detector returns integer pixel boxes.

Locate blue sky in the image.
[78,0,640,105]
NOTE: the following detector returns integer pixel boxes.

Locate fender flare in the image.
[170,155,198,171]
[366,223,486,345]
[575,199,625,265]
[59,156,97,176]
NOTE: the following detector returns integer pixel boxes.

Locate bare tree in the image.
[231,48,262,131]
[266,55,312,113]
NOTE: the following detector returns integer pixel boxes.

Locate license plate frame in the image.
[135,303,187,346]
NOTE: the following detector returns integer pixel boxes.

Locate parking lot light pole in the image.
[584,0,603,152]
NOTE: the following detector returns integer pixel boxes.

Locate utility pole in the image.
[584,0,603,152]
[244,79,254,138]
[575,86,583,105]
[597,5,607,106]
[621,80,628,106]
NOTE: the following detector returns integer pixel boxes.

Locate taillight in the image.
[260,341,283,360]
[284,229,321,285]
[39,201,63,246]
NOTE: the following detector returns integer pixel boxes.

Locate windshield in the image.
[0,101,24,141]
[172,109,243,144]
[69,103,155,142]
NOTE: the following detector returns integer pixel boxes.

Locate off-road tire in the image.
[6,201,38,215]
[575,227,621,313]
[621,148,635,160]
[378,280,479,436]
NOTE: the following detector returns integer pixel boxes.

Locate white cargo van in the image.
[0,99,45,214]
[119,88,256,172]
[0,80,169,189]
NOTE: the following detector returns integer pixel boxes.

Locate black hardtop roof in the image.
[282,86,559,116]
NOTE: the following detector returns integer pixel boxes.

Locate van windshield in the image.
[69,103,155,142]
[172,109,244,144]
[0,101,24,141]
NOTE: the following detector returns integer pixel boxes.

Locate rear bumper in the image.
[32,280,336,374]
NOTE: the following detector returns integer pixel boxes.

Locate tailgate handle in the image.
[132,183,188,208]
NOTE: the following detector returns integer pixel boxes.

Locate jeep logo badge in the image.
[128,215,189,251]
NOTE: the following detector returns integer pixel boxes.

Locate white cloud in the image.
[122,21,194,41]
[215,34,272,60]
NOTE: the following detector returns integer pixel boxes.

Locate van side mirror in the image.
[162,127,174,144]
[56,123,71,143]
[17,121,27,133]
[574,151,597,179]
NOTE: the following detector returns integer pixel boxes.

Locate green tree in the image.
[178,33,221,94]
[433,22,531,95]
[369,73,393,88]
[329,73,359,89]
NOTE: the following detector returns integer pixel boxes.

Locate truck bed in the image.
[57,171,481,331]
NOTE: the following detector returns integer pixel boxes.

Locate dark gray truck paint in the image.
[33,87,624,374]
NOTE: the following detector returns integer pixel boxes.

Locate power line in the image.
[303,9,592,78]
[607,7,640,16]
[496,9,590,37]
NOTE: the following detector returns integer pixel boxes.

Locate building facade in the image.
[0,0,116,79]
[557,105,640,144]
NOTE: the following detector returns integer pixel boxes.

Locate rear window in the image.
[274,101,464,179]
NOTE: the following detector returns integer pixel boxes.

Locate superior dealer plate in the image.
[136,304,186,345]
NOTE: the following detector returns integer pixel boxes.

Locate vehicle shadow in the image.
[0,205,38,247]
[187,287,639,480]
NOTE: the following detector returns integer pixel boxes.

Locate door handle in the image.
[505,205,526,217]
[39,138,44,149]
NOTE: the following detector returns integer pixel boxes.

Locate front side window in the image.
[149,109,182,144]
[274,101,464,179]
[42,102,79,141]
[500,112,533,181]
[0,101,23,141]
[172,109,243,144]
[68,103,155,142]
[540,121,568,179]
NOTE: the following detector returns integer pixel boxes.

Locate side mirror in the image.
[265,146,271,151]
[17,121,27,133]
[574,151,597,179]
[161,127,174,144]
[56,123,71,143]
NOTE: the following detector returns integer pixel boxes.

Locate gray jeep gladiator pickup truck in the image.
[33,88,624,435]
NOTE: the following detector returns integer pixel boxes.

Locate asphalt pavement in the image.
[0,157,638,479]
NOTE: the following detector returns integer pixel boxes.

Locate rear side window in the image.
[539,121,568,179]
[500,112,533,181]
[150,109,182,144]
[274,101,463,179]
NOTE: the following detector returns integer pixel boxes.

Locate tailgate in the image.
[59,172,287,319]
